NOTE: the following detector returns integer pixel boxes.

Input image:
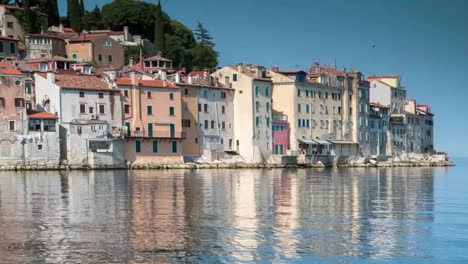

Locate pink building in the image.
[272,119,289,155]
[116,72,184,164]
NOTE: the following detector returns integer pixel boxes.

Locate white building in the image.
[213,64,273,162]
[369,75,406,112]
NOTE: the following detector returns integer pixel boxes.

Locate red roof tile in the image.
[370,102,390,109]
[0,36,19,41]
[38,72,116,91]
[0,62,22,75]
[27,110,58,119]
[115,78,179,89]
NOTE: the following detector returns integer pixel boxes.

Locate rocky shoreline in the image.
[0,155,454,171]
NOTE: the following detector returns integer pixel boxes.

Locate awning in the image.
[329,140,358,145]
[314,139,332,145]
[298,139,317,145]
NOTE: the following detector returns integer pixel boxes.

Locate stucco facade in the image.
[178,74,235,157]
[26,34,67,59]
[0,5,25,40]
[369,75,407,112]
[0,36,18,61]
[116,73,184,163]
[213,65,272,162]
[67,35,124,69]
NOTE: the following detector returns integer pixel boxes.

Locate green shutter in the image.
[255,87,259,96]
[135,140,141,153]
[169,107,174,116]
[233,74,237,82]
[266,117,270,126]
[280,145,284,154]
[256,116,259,127]
[147,123,153,137]
[171,141,177,153]
[125,122,131,136]
[265,87,269,97]
[152,140,158,153]
[147,105,152,115]
[170,124,175,138]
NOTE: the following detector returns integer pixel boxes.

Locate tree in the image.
[67,0,82,32]
[190,43,218,70]
[47,0,60,26]
[79,0,85,16]
[83,5,103,30]
[22,0,33,34]
[153,0,165,53]
[194,21,215,48]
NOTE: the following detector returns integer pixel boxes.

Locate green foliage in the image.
[190,43,218,70]
[124,45,143,65]
[154,0,165,53]
[194,21,215,48]
[68,0,82,32]
[82,5,103,30]
[37,0,60,26]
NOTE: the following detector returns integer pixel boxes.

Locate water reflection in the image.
[0,167,453,263]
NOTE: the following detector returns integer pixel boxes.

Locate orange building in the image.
[116,72,184,164]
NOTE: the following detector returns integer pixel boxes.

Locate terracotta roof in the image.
[144,54,172,62]
[27,110,58,119]
[370,102,390,109]
[0,62,22,75]
[88,30,124,36]
[26,33,67,40]
[309,64,346,77]
[63,28,76,33]
[38,71,116,91]
[227,65,272,82]
[188,70,208,77]
[23,55,75,63]
[0,36,19,41]
[115,78,179,89]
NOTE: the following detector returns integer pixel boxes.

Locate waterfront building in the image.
[272,112,290,155]
[212,64,273,162]
[404,99,434,153]
[25,33,67,60]
[67,34,124,69]
[369,103,390,156]
[0,62,60,166]
[115,72,184,164]
[269,68,343,154]
[177,71,235,158]
[34,70,125,167]
[369,75,407,112]
[0,36,19,61]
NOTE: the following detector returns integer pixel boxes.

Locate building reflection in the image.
[0,166,445,262]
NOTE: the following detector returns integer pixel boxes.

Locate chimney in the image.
[188,75,193,84]
[129,57,134,67]
[47,72,55,83]
[237,62,243,73]
[160,70,167,81]
[175,73,181,83]
[123,26,129,41]
[272,65,279,72]
[59,24,64,33]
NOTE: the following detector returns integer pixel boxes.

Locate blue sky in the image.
[60,0,468,157]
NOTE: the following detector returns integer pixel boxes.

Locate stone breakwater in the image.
[0,153,454,171]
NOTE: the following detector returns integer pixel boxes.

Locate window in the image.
[89,107,94,114]
[255,87,259,96]
[8,120,15,131]
[203,91,207,97]
[25,83,32,94]
[306,119,310,128]
[233,74,237,81]
[98,92,104,98]
[204,104,208,112]
[222,122,225,130]
[198,103,201,112]
[147,91,152,99]
[40,62,48,72]
[265,87,269,97]
[256,101,260,112]
[0,97,5,108]
[103,41,112,47]
[221,105,225,114]
[0,42,3,53]
[124,90,129,97]
[297,89,301,96]
[172,141,178,153]
[256,116,260,127]
[325,92,328,99]
[312,91,316,98]
[298,103,301,112]
[72,53,77,60]
[14,98,24,107]
[135,141,141,153]
[38,144,42,150]
[266,117,270,127]
[7,22,13,29]
[211,120,215,129]
[169,93,174,100]
[195,138,198,144]
[182,119,191,127]
[43,119,56,132]
[338,107,341,114]
[80,104,86,114]
[98,53,103,62]
[204,120,208,129]
[124,104,130,114]
[184,89,188,95]
[298,119,301,127]
[99,104,105,114]
[79,91,85,98]
[306,104,309,113]
[152,140,158,153]
[280,126,284,131]
[169,106,175,116]
[147,105,153,115]
[108,55,113,63]
[266,102,270,113]
[221,92,226,98]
